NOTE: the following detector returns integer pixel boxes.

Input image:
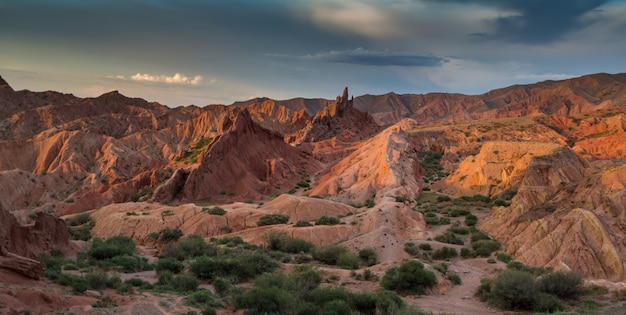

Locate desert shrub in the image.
[185,289,216,307]
[69,224,93,241]
[448,208,470,217]
[493,199,509,207]
[264,230,314,254]
[125,277,148,287]
[312,244,348,265]
[447,273,462,285]
[450,226,470,234]
[465,214,478,226]
[189,251,278,282]
[434,231,463,245]
[105,254,151,273]
[472,240,501,257]
[436,195,451,202]
[496,252,512,263]
[382,260,437,295]
[203,207,226,215]
[535,271,583,300]
[216,236,244,247]
[418,243,432,251]
[170,273,200,293]
[212,277,232,297]
[534,293,564,313]
[337,253,360,270]
[315,215,340,225]
[159,228,183,243]
[67,213,92,226]
[404,242,419,256]
[155,257,184,274]
[84,270,109,290]
[234,286,295,314]
[88,236,136,260]
[364,198,375,208]
[460,247,474,258]
[489,269,537,311]
[160,234,215,260]
[257,214,289,226]
[431,247,458,260]
[358,247,378,266]
[470,229,491,242]
[425,216,440,225]
[294,220,312,227]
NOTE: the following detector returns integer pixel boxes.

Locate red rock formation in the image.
[177,109,323,201]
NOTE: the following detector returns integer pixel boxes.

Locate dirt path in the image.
[409,258,507,315]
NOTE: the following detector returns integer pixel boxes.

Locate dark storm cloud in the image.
[426,0,609,43]
[270,48,445,67]
[0,0,362,62]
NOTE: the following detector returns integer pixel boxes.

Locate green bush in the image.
[472,240,501,257]
[465,214,478,226]
[404,243,419,256]
[337,253,360,270]
[257,214,290,226]
[493,199,509,207]
[535,271,583,300]
[203,207,226,215]
[312,244,348,265]
[216,236,244,247]
[185,289,218,308]
[434,231,463,245]
[170,273,200,293]
[496,252,512,263]
[88,236,136,260]
[534,293,564,313]
[450,226,470,235]
[489,269,537,310]
[189,252,278,282]
[447,273,462,285]
[431,247,458,260]
[436,195,451,202]
[155,257,184,274]
[358,247,378,266]
[159,228,183,243]
[364,199,375,208]
[460,247,474,258]
[381,260,437,295]
[67,213,92,226]
[315,215,340,225]
[470,230,491,242]
[235,286,295,314]
[160,234,215,260]
[418,243,432,251]
[264,230,314,253]
[294,220,313,227]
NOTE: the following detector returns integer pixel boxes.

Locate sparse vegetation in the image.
[202,206,226,215]
[315,214,340,225]
[257,214,289,226]
[382,260,437,295]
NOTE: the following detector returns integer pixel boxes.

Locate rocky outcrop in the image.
[480,163,626,280]
[310,119,423,204]
[176,110,323,201]
[288,87,381,145]
[0,209,70,279]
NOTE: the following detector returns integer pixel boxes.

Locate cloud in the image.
[269,48,445,67]
[109,73,204,85]
[308,1,403,38]
[417,58,574,94]
[425,0,609,44]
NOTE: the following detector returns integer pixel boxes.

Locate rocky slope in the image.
[1,72,626,288]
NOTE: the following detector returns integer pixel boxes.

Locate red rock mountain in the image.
[2,72,626,285]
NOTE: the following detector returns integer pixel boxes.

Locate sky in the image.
[1,0,626,107]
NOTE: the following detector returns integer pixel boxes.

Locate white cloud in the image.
[308,1,403,38]
[108,72,205,85]
[131,72,203,85]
